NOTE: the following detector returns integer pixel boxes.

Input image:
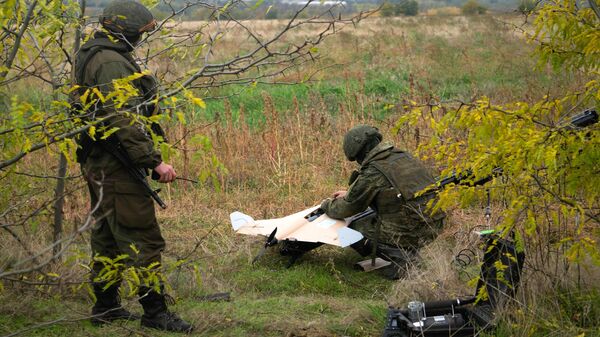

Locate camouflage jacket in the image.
[321,143,445,248]
[74,32,162,175]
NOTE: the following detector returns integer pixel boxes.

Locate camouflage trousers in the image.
[349,212,439,279]
[86,169,166,279]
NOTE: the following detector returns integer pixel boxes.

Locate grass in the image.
[0,238,392,336]
[1,14,599,337]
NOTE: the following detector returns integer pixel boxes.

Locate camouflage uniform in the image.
[76,32,166,270]
[321,126,445,279]
[74,1,192,332]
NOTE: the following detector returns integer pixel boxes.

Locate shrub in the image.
[380,0,419,17]
[517,0,538,14]
[398,0,419,16]
[380,2,396,17]
[462,0,487,15]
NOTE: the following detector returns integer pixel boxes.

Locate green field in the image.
[1,12,599,337]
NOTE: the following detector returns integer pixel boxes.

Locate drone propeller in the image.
[252,227,278,265]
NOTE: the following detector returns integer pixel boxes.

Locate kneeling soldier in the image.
[321,125,446,279]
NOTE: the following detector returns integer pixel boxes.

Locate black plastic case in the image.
[382,234,525,337]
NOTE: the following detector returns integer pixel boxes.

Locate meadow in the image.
[1,13,598,337]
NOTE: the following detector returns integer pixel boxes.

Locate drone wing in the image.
[283,212,364,247]
[230,211,279,236]
[230,206,363,248]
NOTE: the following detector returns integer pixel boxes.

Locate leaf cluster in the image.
[397,0,599,266]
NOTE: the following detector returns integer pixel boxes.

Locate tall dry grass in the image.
[1,15,598,336]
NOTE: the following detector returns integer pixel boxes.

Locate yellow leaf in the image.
[185,90,206,109]
[100,127,119,140]
[88,126,96,139]
[176,111,186,124]
[130,243,140,255]
[91,88,105,103]
[131,268,140,286]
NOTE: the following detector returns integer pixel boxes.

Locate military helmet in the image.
[100,0,156,38]
[343,125,383,162]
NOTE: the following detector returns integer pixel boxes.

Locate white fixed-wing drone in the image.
[230,206,370,265]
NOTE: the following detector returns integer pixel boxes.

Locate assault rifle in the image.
[435,167,503,190]
[567,108,597,129]
[433,108,598,191]
[100,136,167,209]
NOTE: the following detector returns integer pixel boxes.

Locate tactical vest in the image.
[72,34,162,163]
[366,149,435,213]
[362,147,445,248]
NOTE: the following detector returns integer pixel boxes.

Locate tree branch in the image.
[0,0,39,82]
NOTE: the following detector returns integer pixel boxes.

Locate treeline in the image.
[380,0,419,16]
[166,1,365,21]
[85,0,373,21]
[83,0,524,20]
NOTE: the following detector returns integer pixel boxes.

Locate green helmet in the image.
[100,0,156,38]
[343,125,382,162]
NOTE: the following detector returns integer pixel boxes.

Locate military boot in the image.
[138,288,193,333]
[91,283,138,325]
[377,245,421,280]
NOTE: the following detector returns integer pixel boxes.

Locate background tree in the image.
[380,0,419,17]
[380,2,397,16]
[397,0,419,16]
[462,0,487,14]
[397,0,599,313]
[0,0,376,302]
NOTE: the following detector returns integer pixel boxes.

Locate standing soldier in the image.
[320,125,446,279]
[74,0,192,332]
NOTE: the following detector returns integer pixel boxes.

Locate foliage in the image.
[462,0,487,15]
[380,0,419,17]
[380,2,397,17]
[534,0,600,72]
[0,0,376,319]
[517,0,538,14]
[397,0,599,271]
[401,0,419,16]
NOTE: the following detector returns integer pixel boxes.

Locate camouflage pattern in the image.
[74,30,164,270]
[343,125,382,162]
[88,170,165,271]
[100,0,156,37]
[321,142,445,250]
[75,32,162,175]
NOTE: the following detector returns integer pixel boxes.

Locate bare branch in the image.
[0,114,115,170]
[0,183,102,279]
[0,0,39,82]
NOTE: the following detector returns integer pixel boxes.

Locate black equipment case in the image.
[382,233,525,337]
